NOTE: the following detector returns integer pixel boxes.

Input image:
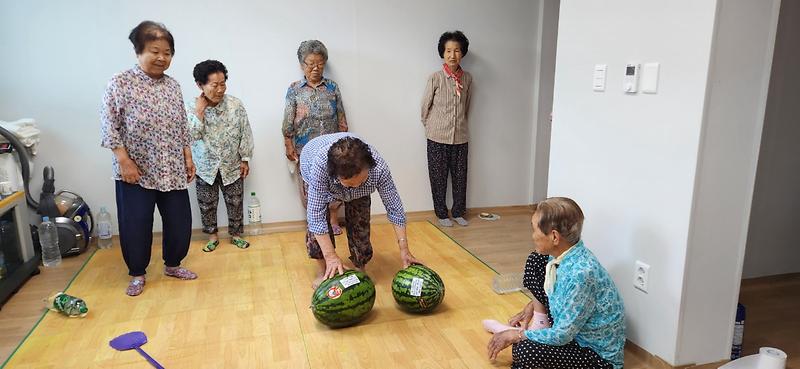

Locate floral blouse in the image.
[281,78,348,153]
[186,94,254,186]
[100,65,191,192]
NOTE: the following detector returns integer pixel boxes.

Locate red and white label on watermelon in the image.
[410,277,424,297]
[339,274,361,289]
[326,285,343,299]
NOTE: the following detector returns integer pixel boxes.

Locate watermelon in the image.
[311,270,376,328]
[391,264,445,313]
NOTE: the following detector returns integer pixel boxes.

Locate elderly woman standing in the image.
[100,21,197,297]
[421,31,473,228]
[187,60,254,252]
[487,197,625,369]
[282,40,348,235]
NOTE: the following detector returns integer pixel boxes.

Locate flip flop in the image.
[478,212,500,221]
[331,225,343,235]
[231,238,250,249]
[202,240,219,252]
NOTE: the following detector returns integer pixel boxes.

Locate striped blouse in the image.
[420,70,473,145]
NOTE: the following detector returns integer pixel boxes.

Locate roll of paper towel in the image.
[719,347,787,369]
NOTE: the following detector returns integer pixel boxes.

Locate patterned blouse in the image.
[523,241,626,369]
[300,133,406,235]
[100,65,191,192]
[281,78,348,153]
[421,70,472,145]
[186,94,254,186]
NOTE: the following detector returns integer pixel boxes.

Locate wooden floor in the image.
[1,208,798,368]
[1,221,530,368]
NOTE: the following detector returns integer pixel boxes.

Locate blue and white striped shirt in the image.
[523,241,626,369]
[300,133,406,235]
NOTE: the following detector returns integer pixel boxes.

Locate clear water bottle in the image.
[731,303,746,359]
[96,207,113,249]
[44,292,88,317]
[39,216,62,267]
[247,192,262,235]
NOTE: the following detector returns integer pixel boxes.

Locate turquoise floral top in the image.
[523,241,626,369]
[186,94,254,186]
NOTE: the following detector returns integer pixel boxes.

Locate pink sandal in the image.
[126,278,145,296]
[164,267,197,280]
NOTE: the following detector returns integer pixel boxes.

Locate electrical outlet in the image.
[633,260,650,293]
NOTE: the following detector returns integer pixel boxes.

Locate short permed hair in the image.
[327,137,376,180]
[297,40,328,64]
[437,30,469,58]
[193,60,228,85]
[532,197,584,245]
[128,21,175,55]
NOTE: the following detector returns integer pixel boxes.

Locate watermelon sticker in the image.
[326,285,343,299]
[340,274,361,288]
[410,277,424,297]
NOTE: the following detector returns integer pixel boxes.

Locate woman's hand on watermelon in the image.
[399,249,422,269]
[323,255,346,280]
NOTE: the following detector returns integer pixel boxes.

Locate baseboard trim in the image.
[624,341,728,369]
[104,204,536,243]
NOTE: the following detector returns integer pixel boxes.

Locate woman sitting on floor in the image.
[486,197,625,369]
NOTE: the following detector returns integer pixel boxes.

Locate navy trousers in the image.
[115,181,192,276]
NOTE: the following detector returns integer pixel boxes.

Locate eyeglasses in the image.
[303,61,326,69]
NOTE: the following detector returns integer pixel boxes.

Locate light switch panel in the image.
[593,64,607,92]
[641,63,660,94]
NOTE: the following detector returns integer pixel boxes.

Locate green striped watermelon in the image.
[391,264,445,313]
[311,270,376,328]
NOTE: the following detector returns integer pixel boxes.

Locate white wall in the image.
[529,0,559,202]
[0,0,540,232]
[677,0,780,363]
[549,0,778,365]
[549,0,717,363]
[743,0,800,279]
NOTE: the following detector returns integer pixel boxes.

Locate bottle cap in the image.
[42,216,49,221]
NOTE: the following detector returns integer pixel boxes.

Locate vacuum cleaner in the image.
[0,125,93,256]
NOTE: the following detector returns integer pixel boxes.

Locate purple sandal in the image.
[164,267,197,280]
[126,278,145,296]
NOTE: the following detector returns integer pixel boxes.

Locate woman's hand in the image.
[118,157,142,184]
[399,248,422,269]
[322,254,347,280]
[183,148,195,183]
[195,93,209,121]
[508,301,536,329]
[285,143,298,161]
[487,329,523,361]
[185,158,196,183]
[240,161,250,178]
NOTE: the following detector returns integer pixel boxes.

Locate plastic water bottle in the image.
[96,207,113,249]
[44,292,88,317]
[247,192,262,235]
[731,303,746,359]
[39,216,61,267]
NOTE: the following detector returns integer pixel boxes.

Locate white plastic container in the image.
[96,207,113,249]
[247,192,262,235]
[39,216,61,267]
